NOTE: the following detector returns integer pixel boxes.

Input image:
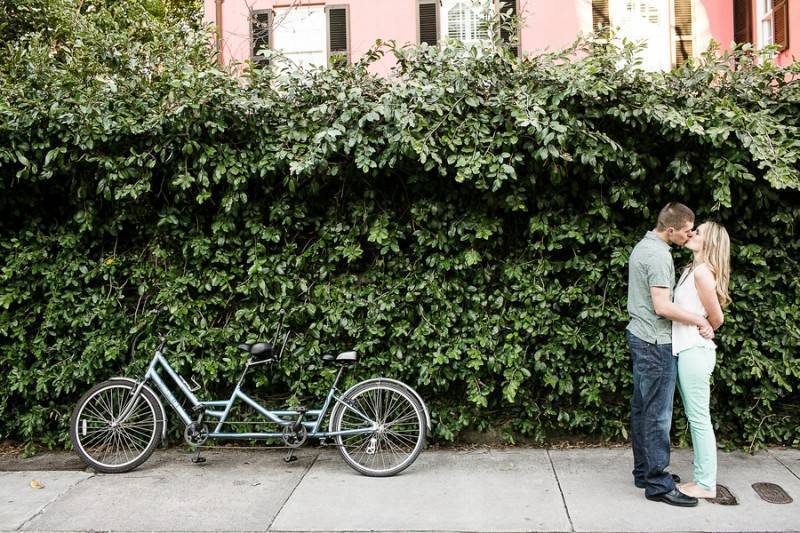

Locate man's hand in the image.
[698,318,715,340]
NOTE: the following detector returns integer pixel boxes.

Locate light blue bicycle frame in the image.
[123,348,377,440]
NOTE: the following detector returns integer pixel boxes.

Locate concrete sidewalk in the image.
[1,447,798,532]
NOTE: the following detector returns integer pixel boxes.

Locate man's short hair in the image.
[656,202,694,230]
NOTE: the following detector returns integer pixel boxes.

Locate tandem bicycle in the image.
[69,311,431,477]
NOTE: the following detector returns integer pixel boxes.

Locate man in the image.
[626,202,714,507]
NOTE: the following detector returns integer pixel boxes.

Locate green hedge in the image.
[2,0,799,452]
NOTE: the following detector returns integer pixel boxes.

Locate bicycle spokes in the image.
[335,384,424,474]
[74,383,159,469]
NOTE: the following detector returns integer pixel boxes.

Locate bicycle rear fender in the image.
[334,378,432,436]
[112,377,169,447]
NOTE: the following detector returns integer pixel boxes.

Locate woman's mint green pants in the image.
[677,346,717,491]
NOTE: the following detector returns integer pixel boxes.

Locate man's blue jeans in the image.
[627,330,677,497]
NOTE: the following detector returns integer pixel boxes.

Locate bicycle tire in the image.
[331,380,425,477]
[70,379,162,473]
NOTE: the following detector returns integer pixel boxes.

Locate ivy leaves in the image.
[1,0,799,451]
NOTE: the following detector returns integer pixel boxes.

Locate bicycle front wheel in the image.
[69,379,162,473]
[331,381,425,477]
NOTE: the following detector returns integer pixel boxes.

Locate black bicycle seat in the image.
[238,343,273,355]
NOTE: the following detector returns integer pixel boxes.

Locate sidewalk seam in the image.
[546,449,574,533]
[266,451,319,531]
[768,449,800,482]
[15,473,94,531]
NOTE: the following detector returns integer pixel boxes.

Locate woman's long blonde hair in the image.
[701,221,732,308]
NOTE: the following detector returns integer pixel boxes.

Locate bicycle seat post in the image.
[192,403,205,425]
[292,406,307,432]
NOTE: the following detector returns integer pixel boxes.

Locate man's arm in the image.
[650,287,714,339]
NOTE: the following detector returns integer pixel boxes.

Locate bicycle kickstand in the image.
[192,447,206,464]
[283,448,298,463]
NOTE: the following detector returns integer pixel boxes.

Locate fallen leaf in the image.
[30,480,45,489]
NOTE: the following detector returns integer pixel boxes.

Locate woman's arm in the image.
[694,265,724,330]
[650,287,715,339]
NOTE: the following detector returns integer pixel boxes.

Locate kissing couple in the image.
[626,202,731,507]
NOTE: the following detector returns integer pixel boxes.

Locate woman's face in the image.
[685,222,706,253]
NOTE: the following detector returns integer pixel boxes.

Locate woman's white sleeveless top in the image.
[672,267,716,355]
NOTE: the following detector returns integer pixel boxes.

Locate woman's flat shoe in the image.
[679,482,716,499]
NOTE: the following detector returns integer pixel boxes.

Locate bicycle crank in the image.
[281,425,308,448]
[184,422,209,446]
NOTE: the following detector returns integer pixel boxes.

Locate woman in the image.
[672,221,731,499]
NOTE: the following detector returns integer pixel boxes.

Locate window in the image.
[610,0,672,70]
[442,0,490,45]
[272,6,327,68]
[265,5,349,69]
[628,0,661,24]
[435,1,517,52]
[761,0,775,47]
[759,0,790,51]
[250,9,272,64]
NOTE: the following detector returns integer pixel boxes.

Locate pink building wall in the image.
[518,1,582,54]
[348,0,418,74]
[205,0,794,74]
[695,0,734,54]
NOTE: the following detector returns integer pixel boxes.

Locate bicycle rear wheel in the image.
[331,381,425,477]
[70,379,162,473]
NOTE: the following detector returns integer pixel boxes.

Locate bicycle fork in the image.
[116,381,148,425]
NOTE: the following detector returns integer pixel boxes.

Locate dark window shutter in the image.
[592,0,610,31]
[327,6,349,66]
[418,1,438,46]
[673,0,692,38]
[673,0,693,66]
[251,9,271,63]
[498,0,519,56]
[674,39,693,65]
[733,0,753,44]
[774,0,789,51]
